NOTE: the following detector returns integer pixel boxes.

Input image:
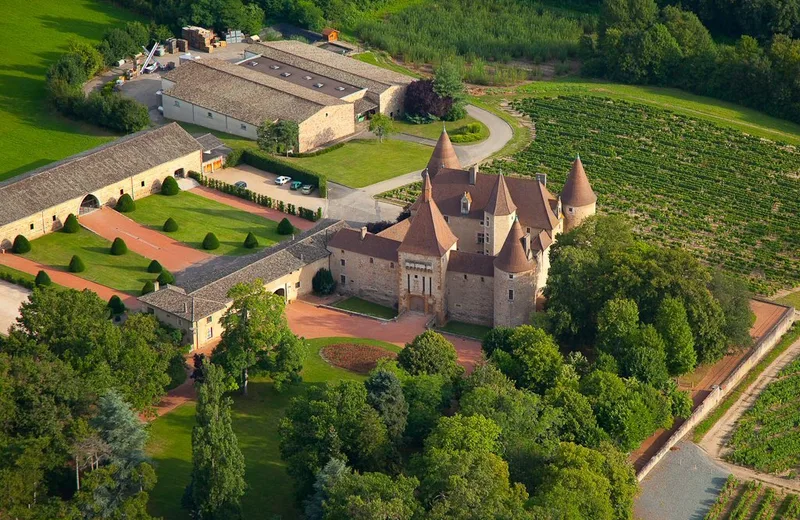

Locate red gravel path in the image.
[190,186,315,231]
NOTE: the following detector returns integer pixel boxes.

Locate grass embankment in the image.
[777,290,800,310]
[437,321,492,341]
[331,296,398,320]
[127,192,284,256]
[353,51,422,78]
[393,115,489,142]
[24,227,153,294]
[0,0,142,181]
[693,324,800,443]
[146,337,400,520]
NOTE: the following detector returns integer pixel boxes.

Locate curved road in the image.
[326,104,513,223]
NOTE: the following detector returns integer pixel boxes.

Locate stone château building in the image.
[327,129,597,328]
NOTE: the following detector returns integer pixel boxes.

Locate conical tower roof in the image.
[399,172,458,257]
[561,156,597,207]
[426,127,461,178]
[485,173,517,216]
[494,219,534,273]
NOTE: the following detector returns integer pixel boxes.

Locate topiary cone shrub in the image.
[110,237,128,255]
[68,255,86,273]
[115,193,135,212]
[35,270,51,287]
[161,176,180,196]
[63,213,80,233]
[243,232,259,249]
[141,280,155,295]
[108,295,126,315]
[277,218,294,235]
[12,235,31,254]
[147,259,163,273]
[202,232,220,250]
[312,268,337,295]
[157,269,175,285]
[163,217,179,232]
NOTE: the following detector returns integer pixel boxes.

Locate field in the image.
[0,0,141,181]
[393,115,489,142]
[23,227,153,294]
[126,192,285,256]
[146,337,401,520]
[777,290,800,310]
[487,95,800,294]
[286,139,431,188]
[436,321,492,340]
[727,350,800,474]
[331,296,398,319]
[353,51,422,78]
[704,475,800,520]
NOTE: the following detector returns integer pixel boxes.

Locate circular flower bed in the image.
[320,343,397,374]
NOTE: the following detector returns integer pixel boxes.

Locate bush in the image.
[80,91,150,133]
[141,280,155,295]
[63,213,80,233]
[202,232,220,250]
[243,232,259,249]
[147,259,163,273]
[12,235,31,254]
[108,294,126,315]
[163,217,179,232]
[157,269,175,285]
[161,176,180,195]
[312,268,337,295]
[277,218,294,235]
[404,79,452,118]
[110,237,128,255]
[397,330,461,379]
[116,193,135,212]
[35,270,51,287]
[68,255,86,273]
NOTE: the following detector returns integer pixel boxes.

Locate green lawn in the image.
[437,321,492,340]
[353,51,422,78]
[23,227,154,294]
[0,264,36,286]
[146,337,400,520]
[0,0,142,181]
[331,296,398,320]
[777,291,800,310]
[287,139,431,188]
[393,115,489,142]
[126,192,285,256]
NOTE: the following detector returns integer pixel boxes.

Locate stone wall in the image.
[398,249,452,325]
[484,211,515,256]
[298,103,355,152]
[445,215,484,254]
[446,271,494,325]
[493,265,537,327]
[328,247,398,309]
[162,94,259,140]
[563,202,595,233]
[379,85,407,119]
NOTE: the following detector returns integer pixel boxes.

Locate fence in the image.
[636,301,796,481]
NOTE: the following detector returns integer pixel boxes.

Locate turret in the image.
[484,173,517,256]
[425,126,460,179]
[561,155,597,232]
[493,219,537,327]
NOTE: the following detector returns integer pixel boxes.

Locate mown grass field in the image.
[126,192,285,256]
[393,115,489,142]
[0,0,142,181]
[331,296,398,319]
[353,51,422,78]
[146,337,401,520]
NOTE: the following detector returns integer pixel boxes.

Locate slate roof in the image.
[427,128,460,178]
[0,124,202,227]
[138,285,226,321]
[162,59,348,125]
[354,97,379,115]
[328,227,400,261]
[448,251,495,277]
[494,219,534,274]
[398,173,458,257]
[561,156,597,207]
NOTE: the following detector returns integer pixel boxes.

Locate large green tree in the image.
[397,331,461,379]
[365,369,408,444]
[654,297,697,376]
[322,469,421,520]
[490,326,564,394]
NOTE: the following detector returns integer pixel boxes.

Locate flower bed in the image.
[320,343,397,374]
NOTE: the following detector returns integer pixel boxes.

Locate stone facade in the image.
[563,201,596,233]
[328,249,398,309]
[484,211,516,256]
[398,248,454,326]
[443,215,484,254]
[493,265,537,328]
[446,271,494,325]
[378,85,407,118]
[297,103,355,152]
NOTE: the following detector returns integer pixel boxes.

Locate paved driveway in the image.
[0,280,29,335]
[210,164,327,212]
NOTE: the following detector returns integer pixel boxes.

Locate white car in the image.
[275,176,292,185]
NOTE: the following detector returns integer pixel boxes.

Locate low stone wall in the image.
[636,301,796,481]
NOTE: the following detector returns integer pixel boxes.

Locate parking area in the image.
[0,280,30,335]
[209,164,328,212]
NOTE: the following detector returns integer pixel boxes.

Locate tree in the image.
[365,370,408,443]
[108,295,126,315]
[402,373,453,446]
[369,113,394,143]
[156,269,175,285]
[277,218,295,235]
[257,119,299,155]
[432,61,465,118]
[66,37,104,78]
[709,270,754,350]
[161,176,180,195]
[624,324,669,388]
[600,0,658,32]
[115,193,135,212]
[267,330,306,391]
[183,362,246,519]
[654,297,696,376]
[492,326,564,394]
[323,470,421,520]
[243,231,258,249]
[34,270,51,287]
[202,232,220,250]
[240,3,265,35]
[304,458,348,520]
[481,326,515,357]
[12,234,31,253]
[403,79,452,119]
[163,217,178,232]
[147,259,163,273]
[63,213,80,233]
[69,255,86,273]
[110,237,128,255]
[397,330,461,379]
[661,6,714,57]
[312,268,337,295]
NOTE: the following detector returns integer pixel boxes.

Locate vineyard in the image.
[726,354,800,473]
[705,476,800,520]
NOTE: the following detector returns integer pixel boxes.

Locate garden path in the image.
[189,186,315,231]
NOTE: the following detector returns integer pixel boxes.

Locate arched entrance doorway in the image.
[409,295,425,313]
[79,194,100,215]
[274,288,285,297]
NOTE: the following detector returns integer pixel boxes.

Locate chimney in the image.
[469,164,478,185]
[153,280,160,291]
[523,233,531,257]
[360,226,367,240]
[536,173,547,186]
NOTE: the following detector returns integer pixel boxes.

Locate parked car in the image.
[234,181,247,189]
[275,176,291,185]
[300,184,314,195]
[290,181,303,190]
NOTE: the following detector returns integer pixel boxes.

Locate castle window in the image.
[444,215,449,222]
[120,189,124,195]
[508,289,514,300]
[370,258,374,263]
[207,328,213,339]
[464,274,467,280]
[477,232,485,244]
[207,112,213,118]
[241,124,247,130]
[568,207,574,214]
[295,281,301,288]
[29,223,34,230]
[52,215,57,221]
[341,275,346,284]
[141,181,145,187]
[527,227,531,233]
[480,277,485,282]
[390,262,394,268]
[206,316,212,324]
[509,274,514,279]
[340,259,346,266]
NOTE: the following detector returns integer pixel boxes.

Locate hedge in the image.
[63,213,80,233]
[12,235,31,254]
[157,269,175,285]
[243,232,259,249]
[116,193,135,212]
[0,269,35,290]
[69,255,86,273]
[110,237,128,255]
[239,148,328,197]
[162,176,180,195]
[141,280,155,295]
[108,295,126,315]
[147,259,163,273]
[35,270,51,287]
[203,232,220,250]
[163,217,179,232]
[293,141,344,158]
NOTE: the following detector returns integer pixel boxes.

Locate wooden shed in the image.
[322,28,339,42]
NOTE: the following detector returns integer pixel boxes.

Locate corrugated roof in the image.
[561,156,597,207]
[328,227,400,261]
[398,173,458,257]
[494,219,534,274]
[0,123,202,227]
[427,128,460,178]
[448,250,495,276]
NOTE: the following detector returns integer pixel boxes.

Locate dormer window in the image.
[460,192,472,215]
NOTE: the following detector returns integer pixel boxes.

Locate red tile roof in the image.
[485,173,516,216]
[561,156,597,206]
[399,173,458,257]
[448,251,495,276]
[328,228,400,261]
[427,128,461,178]
[494,219,534,273]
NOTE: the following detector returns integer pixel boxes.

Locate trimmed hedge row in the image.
[229,148,328,198]
[0,270,35,290]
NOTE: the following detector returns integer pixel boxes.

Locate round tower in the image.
[493,219,536,328]
[426,126,461,179]
[484,173,517,256]
[561,155,597,233]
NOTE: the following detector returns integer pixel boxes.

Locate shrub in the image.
[115,193,135,212]
[157,269,175,285]
[147,259,163,273]
[397,330,461,379]
[141,280,155,295]
[161,176,180,195]
[110,237,128,255]
[35,270,51,287]
[243,232,259,249]
[163,217,179,232]
[202,232,220,250]
[63,213,80,233]
[312,268,337,295]
[12,235,31,254]
[277,218,294,235]
[68,255,86,273]
[108,294,126,315]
